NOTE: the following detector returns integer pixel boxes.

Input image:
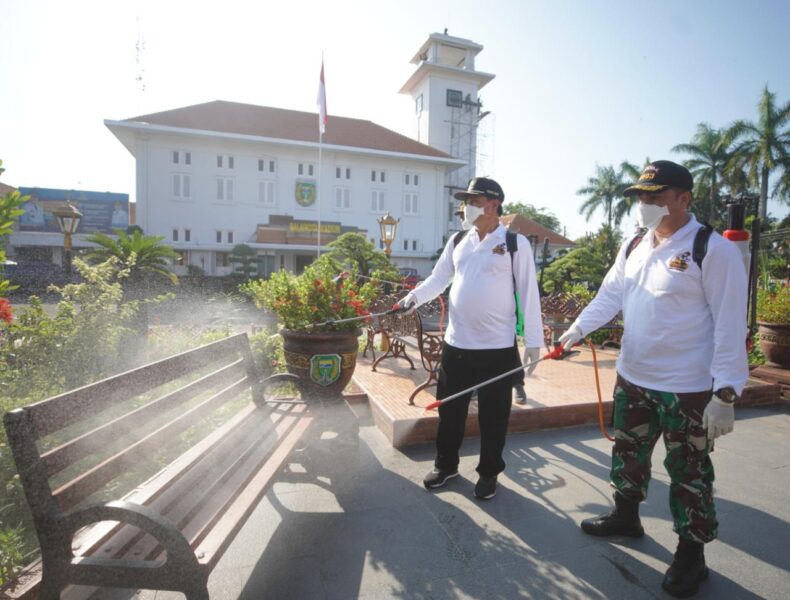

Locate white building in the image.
[105,32,495,278]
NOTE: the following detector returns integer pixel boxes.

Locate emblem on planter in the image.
[295,180,317,207]
[310,353,341,386]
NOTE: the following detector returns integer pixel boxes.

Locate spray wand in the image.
[423,344,575,411]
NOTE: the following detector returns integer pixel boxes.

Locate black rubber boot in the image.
[580,492,645,537]
[662,537,708,597]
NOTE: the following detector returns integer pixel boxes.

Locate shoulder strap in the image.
[452,229,468,247]
[505,231,524,337]
[693,223,714,271]
[625,227,648,259]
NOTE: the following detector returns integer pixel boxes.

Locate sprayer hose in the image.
[589,341,615,442]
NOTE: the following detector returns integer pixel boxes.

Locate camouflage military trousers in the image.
[610,374,717,543]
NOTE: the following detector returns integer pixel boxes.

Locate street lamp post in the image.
[377,212,399,353]
[378,212,399,258]
[53,202,83,275]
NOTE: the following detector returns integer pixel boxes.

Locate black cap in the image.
[454,177,505,202]
[623,160,694,197]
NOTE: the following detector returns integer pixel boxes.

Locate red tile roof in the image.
[126,100,452,159]
[500,214,575,246]
[0,182,17,196]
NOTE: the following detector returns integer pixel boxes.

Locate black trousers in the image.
[434,343,520,477]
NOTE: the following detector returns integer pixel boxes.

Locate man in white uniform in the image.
[398,177,543,500]
[559,161,748,597]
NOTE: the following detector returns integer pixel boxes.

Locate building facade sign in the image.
[288,221,341,234]
[294,180,316,207]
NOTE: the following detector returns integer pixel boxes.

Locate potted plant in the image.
[243,261,378,398]
[756,283,790,368]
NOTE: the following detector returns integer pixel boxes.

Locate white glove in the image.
[396,292,418,315]
[523,347,541,375]
[557,324,584,352]
[702,394,734,440]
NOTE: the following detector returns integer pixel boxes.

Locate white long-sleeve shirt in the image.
[408,224,544,350]
[573,215,749,394]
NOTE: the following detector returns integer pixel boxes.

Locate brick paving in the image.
[352,343,781,447]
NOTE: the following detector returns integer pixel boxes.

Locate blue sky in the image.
[1,0,788,238]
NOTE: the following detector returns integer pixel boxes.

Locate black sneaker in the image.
[474,475,497,500]
[423,468,458,489]
[514,384,527,405]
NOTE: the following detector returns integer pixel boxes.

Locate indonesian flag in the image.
[317,60,327,135]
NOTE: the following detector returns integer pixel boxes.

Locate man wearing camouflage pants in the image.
[559,161,748,597]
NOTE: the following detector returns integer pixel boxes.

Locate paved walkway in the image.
[116,401,790,600]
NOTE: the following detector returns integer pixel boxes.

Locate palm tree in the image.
[577,162,637,229]
[85,228,179,287]
[726,86,790,221]
[673,123,732,223]
[85,229,178,355]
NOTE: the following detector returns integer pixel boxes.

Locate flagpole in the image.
[317,130,322,257]
[316,55,326,259]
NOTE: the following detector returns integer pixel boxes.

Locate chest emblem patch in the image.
[668,251,690,272]
[492,243,506,255]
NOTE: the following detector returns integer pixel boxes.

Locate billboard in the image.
[17,187,130,234]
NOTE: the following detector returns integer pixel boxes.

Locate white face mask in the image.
[463,204,486,229]
[637,203,669,229]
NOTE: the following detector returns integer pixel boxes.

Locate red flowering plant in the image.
[0,297,12,326]
[242,260,379,332]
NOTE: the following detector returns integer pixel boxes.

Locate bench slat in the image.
[195,410,312,570]
[68,401,261,560]
[27,334,248,438]
[70,403,306,566]
[53,376,251,512]
[41,359,247,478]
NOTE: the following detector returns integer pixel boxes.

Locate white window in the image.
[334,187,351,211]
[259,158,277,173]
[404,192,418,215]
[216,230,222,243]
[371,190,385,212]
[336,166,351,180]
[412,240,417,251]
[185,152,191,165]
[228,156,235,169]
[184,229,191,242]
[258,180,276,205]
[371,170,386,183]
[217,155,223,168]
[405,172,420,187]
[227,231,234,244]
[172,229,179,242]
[299,163,315,177]
[172,151,179,164]
[308,164,314,176]
[217,177,234,202]
[172,174,190,199]
[403,239,409,251]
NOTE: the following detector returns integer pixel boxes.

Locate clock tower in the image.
[400,32,495,231]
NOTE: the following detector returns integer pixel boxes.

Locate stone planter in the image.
[280,328,361,399]
[757,322,790,369]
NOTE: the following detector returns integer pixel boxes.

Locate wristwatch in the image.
[714,387,739,404]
